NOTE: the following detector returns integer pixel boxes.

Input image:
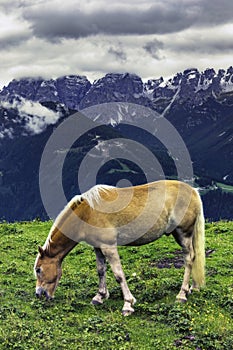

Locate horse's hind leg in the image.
[102,246,136,316]
[92,248,109,305]
[173,232,195,302]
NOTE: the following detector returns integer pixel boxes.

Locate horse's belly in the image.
[119,227,165,246]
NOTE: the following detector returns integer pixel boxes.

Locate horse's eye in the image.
[36,267,41,274]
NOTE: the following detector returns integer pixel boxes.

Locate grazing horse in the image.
[34,180,205,315]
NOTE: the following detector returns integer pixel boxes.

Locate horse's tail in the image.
[192,199,205,287]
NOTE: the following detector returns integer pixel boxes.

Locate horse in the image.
[34,180,205,316]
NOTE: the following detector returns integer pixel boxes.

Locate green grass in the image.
[0,220,233,349]
[216,182,233,193]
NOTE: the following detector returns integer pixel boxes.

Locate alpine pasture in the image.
[0,220,233,349]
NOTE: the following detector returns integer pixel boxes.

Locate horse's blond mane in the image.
[79,184,115,208]
[42,185,115,250]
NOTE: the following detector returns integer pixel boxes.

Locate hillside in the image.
[0,67,233,221]
[0,220,232,349]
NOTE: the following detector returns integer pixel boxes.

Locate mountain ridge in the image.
[1,67,233,110]
[0,67,233,221]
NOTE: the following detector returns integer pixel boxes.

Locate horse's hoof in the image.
[176,298,187,303]
[189,287,200,294]
[122,309,134,316]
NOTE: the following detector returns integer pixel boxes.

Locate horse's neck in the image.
[45,202,85,260]
[45,228,77,260]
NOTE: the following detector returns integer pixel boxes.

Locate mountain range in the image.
[0,67,232,221]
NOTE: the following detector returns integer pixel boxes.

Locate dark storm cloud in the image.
[23,0,233,40]
[196,0,233,26]
[24,7,185,40]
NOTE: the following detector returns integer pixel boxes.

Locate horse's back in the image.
[81,180,202,246]
[130,180,202,245]
[116,180,201,246]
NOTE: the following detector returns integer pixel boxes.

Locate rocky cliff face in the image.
[79,73,152,109]
[0,75,91,110]
[1,67,233,113]
[145,66,233,110]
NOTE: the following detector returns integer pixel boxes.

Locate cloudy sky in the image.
[0,0,233,88]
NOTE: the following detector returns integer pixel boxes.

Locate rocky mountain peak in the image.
[0,75,91,110]
[79,72,149,109]
[1,66,233,118]
[143,67,233,112]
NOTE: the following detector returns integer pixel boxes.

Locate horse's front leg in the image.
[92,248,109,305]
[102,247,136,316]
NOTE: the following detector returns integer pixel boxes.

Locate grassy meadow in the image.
[0,220,233,349]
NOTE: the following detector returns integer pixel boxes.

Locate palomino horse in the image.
[34,180,205,315]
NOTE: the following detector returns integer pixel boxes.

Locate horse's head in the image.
[34,246,62,300]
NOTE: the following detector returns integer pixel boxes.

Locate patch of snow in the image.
[116,111,123,123]
[110,117,117,126]
[195,78,212,92]
[161,84,181,117]
[188,73,197,79]
[218,131,226,137]
[220,78,233,93]
[159,80,168,88]
[93,113,101,122]
[143,89,154,100]
[0,127,13,139]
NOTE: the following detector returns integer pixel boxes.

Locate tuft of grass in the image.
[0,220,233,349]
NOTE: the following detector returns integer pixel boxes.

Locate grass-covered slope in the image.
[0,221,233,349]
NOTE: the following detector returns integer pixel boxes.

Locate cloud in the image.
[165,25,233,54]
[0,10,31,49]
[143,39,164,60]
[1,98,61,134]
[0,32,30,49]
[108,45,127,62]
[22,0,233,40]
[0,0,233,88]
[23,6,187,40]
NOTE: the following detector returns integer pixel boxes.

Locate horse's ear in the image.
[38,246,45,258]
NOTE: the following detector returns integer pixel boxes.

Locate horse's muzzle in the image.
[35,287,53,301]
